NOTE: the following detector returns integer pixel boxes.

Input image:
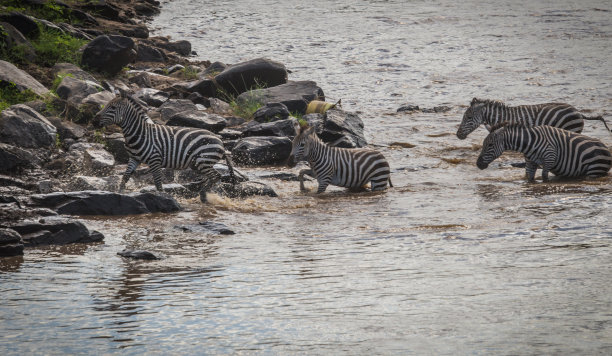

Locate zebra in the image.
[476,122,612,182]
[95,94,235,193]
[457,98,611,140]
[287,122,392,193]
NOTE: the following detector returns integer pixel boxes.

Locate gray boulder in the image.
[208,181,278,199]
[241,118,297,138]
[136,43,168,62]
[232,136,292,166]
[0,228,24,257]
[55,75,104,106]
[9,218,104,246]
[0,22,36,62]
[0,60,49,96]
[83,147,115,175]
[0,143,38,173]
[81,35,137,76]
[304,109,367,148]
[214,58,288,97]
[201,61,227,78]
[236,81,324,115]
[134,88,169,107]
[27,191,181,216]
[252,102,290,123]
[142,36,191,56]
[47,117,87,142]
[70,176,118,191]
[0,104,56,148]
[51,63,98,83]
[159,99,197,121]
[166,110,226,133]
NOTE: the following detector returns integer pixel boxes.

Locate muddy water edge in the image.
[2,0,612,354]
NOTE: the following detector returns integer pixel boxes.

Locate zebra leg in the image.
[298,168,314,192]
[149,163,164,191]
[198,167,222,192]
[119,157,140,192]
[525,160,538,182]
[316,176,332,193]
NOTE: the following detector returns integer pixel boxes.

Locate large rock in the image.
[0,60,49,96]
[159,99,197,121]
[136,43,168,62]
[214,58,288,97]
[0,22,36,62]
[103,133,129,163]
[0,143,38,173]
[304,109,367,148]
[81,35,137,76]
[241,118,297,138]
[236,81,324,115]
[166,110,226,133]
[83,147,115,175]
[28,191,181,216]
[232,136,292,166]
[141,36,191,56]
[134,88,169,107]
[51,62,98,83]
[9,218,103,246]
[0,228,24,257]
[176,78,217,98]
[0,104,56,148]
[209,181,278,198]
[47,116,87,141]
[0,12,39,38]
[252,102,290,123]
[55,75,104,106]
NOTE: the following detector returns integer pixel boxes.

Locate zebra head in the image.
[287,122,315,167]
[457,98,487,140]
[95,96,127,127]
[476,122,508,169]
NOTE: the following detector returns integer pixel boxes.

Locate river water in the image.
[2,0,612,354]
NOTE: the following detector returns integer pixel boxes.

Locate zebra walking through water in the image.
[96,94,235,194]
[287,122,392,193]
[457,98,611,139]
[477,122,612,182]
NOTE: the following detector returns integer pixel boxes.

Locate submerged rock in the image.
[214,57,288,97]
[0,228,24,257]
[9,218,104,247]
[236,80,324,115]
[175,221,235,235]
[208,181,278,199]
[117,249,160,260]
[232,136,292,166]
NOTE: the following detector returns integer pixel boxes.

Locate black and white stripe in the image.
[477,123,612,181]
[96,95,234,192]
[287,124,392,193]
[457,98,610,139]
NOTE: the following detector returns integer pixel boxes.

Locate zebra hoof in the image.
[199,190,208,203]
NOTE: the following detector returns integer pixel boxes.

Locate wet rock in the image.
[140,183,198,199]
[241,118,297,138]
[0,60,49,96]
[142,36,191,56]
[254,171,305,182]
[214,57,288,97]
[252,102,290,123]
[27,191,181,216]
[70,176,119,191]
[397,104,420,113]
[0,228,24,257]
[83,147,115,175]
[232,136,292,166]
[0,143,38,173]
[0,12,39,39]
[201,61,226,77]
[304,109,367,148]
[208,181,278,199]
[134,88,169,107]
[9,218,104,246]
[0,22,36,62]
[159,99,198,121]
[81,35,137,76]
[422,105,452,113]
[117,249,159,260]
[175,221,235,235]
[236,80,324,115]
[166,111,226,133]
[0,104,56,148]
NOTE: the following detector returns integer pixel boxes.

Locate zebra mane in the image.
[124,94,154,123]
[490,121,527,133]
[472,97,507,108]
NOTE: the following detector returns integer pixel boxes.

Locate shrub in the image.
[0,82,39,112]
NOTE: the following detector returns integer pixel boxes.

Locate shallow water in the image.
[2,0,612,354]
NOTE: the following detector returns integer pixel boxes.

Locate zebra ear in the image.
[471,97,480,106]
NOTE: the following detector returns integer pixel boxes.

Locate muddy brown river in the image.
[1,0,611,354]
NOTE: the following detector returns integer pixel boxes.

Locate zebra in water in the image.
[477,122,612,181]
[95,94,235,193]
[287,122,392,193]
[457,98,611,139]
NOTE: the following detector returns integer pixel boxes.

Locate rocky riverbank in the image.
[0,0,368,257]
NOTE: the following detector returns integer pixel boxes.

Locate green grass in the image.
[230,98,262,120]
[181,65,199,80]
[0,82,39,112]
[0,0,84,25]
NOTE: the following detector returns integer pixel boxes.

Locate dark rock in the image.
[236,81,324,115]
[201,61,226,77]
[70,176,118,191]
[117,249,159,260]
[56,23,94,40]
[252,102,290,123]
[214,58,288,97]
[28,191,181,216]
[0,175,33,190]
[55,75,104,106]
[305,109,367,148]
[159,99,198,121]
[255,172,305,182]
[178,78,217,98]
[0,22,36,62]
[175,221,235,235]
[140,183,198,198]
[241,118,297,138]
[134,1,160,16]
[0,228,22,244]
[397,104,420,113]
[422,105,452,113]
[232,136,292,166]
[142,37,191,56]
[79,2,120,21]
[0,12,39,39]
[129,72,152,87]
[208,181,278,199]
[81,35,137,76]
[0,143,38,173]
[103,133,129,163]
[134,88,169,107]
[10,218,104,246]
[83,147,115,175]
[224,116,246,127]
[0,243,24,257]
[219,128,243,140]
[0,104,56,148]
[167,64,184,74]
[136,43,168,63]
[166,111,226,133]
[47,117,86,141]
[186,92,210,106]
[0,60,49,96]
[51,62,98,83]
[176,164,248,185]
[64,9,98,26]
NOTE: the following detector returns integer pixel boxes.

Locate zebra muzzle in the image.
[476,157,488,169]
[286,155,297,168]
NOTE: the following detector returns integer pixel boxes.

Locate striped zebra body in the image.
[457,98,610,139]
[477,123,612,181]
[287,124,392,193]
[96,96,233,192]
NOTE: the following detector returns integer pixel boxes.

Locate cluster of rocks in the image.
[0,1,372,258]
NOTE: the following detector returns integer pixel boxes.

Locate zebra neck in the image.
[485,101,512,125]
[120,111,148,136]
[306,136,331,162]
[502,127,533,154]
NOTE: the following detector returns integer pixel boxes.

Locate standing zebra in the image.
[287,122,392,193]
[457,98,610,139]
[96,94,235,193]
[477,122,612,181]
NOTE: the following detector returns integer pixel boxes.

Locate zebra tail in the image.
[584,115,612,133]
[388,177,393,188]
[224,153,237,185]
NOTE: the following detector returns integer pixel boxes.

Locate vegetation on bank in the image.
[0,82,38,111]
[0,0,85,25]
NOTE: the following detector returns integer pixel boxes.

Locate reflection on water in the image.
[2,0,612,354]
